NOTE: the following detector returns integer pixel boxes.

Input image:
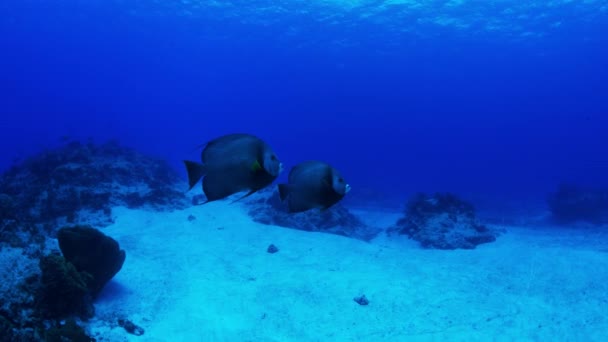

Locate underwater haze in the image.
[2,0,607,204]
[3,1,608,341]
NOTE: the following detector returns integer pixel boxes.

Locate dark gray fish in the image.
[184,133,282,202]
[278,161,351,213]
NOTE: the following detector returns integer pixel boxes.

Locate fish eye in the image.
[271,155,277,161]
[338,178,344,183]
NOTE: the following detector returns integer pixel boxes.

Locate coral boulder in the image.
[390,193,498,249]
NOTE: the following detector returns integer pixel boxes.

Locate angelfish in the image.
[184,133,282,202]
[278,161,351,213]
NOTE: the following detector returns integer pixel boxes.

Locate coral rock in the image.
[45,319,94,342]
[547,184,608,225]
[391,193,498,249]
[248,189,380,241]
[267,244,279,253]
[37,254,94,319]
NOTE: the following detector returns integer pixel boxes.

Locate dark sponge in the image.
[58,225,126,297]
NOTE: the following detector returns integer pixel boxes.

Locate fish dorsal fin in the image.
[251,160,263,172]
[202,134,260,164]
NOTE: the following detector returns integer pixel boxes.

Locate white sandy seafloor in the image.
[84,201,608,341]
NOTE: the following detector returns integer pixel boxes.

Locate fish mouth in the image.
[345,184,351,193]
[279,163,284,174]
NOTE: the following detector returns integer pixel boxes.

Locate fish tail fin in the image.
[278,184,290,201]
[183,160,207,191]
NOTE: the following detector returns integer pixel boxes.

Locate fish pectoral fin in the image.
[194,199,212,206]
[230,189,258,203]
[203,172,241,201]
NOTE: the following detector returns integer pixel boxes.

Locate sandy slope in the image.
[86,203,608,341]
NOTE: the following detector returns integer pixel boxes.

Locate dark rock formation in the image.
[267,244,279,254]
[353,295,369,306]
[0,219,48,253]
[0,247,41,340]
[0,225,123,338]
[390,193,498,249]
[0,193,15,220]
[37,254,94,319]
[45,319,94,342]
[0,314,15,340]
[247,189,380,241]
[547,184,608,225]
[0,140,180,340]
[0,247,95,341]
[0,312,38,341]
[58,226,125,297]
[0,215,51,339]
[0,140,188,228]
[118,318,145,336]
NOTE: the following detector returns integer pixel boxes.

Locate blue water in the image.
[2,0,608,208]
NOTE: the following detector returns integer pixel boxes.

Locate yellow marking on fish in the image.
[252,160,262,172]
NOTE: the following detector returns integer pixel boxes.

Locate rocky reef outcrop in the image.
[247,189,380,241]
[0,139,188,228]
[0,139,183,340]
[0,224,126,340]
[390,192,498,249]
[547,183,608,225]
